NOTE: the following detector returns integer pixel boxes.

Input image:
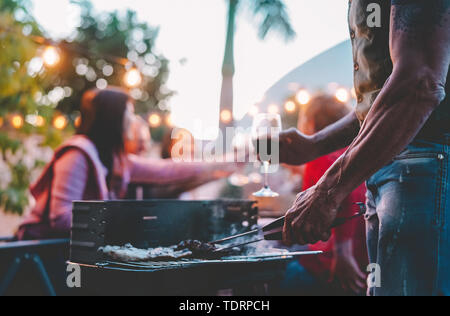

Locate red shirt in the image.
[299,149,368,281]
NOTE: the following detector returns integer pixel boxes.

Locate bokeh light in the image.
[35,115,45,127]
[11,115,24,129]
[53,115,68,130]
[0,117,4,128]
[124,68,142,88]
[166,114,174,127]
[148,113,161,127]
[296,89,311,105]
[220,109,232,124]
[335,88,350,103]
[74,116,82,128]
[96,78,108,90]
[42,46,61,67]
[284,101,296,113]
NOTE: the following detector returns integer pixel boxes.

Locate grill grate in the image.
[89,250,321,272]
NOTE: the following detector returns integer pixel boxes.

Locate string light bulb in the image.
[220,109,232,124]
[296,90,311,105]
[335,88,350,103]
[42,46,61,67]
[124,68,142,88]
[148,113,161,128]
[11,115,24,129]
[166,114,174,127]
[53,115,68,130]
[35,115,45,127]
[284,101,296,113]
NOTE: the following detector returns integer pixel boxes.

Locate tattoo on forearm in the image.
[393,0,450,37]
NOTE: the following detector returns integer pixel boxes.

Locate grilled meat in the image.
[98,244,193,262]
[175,240,218,257]
[98,240,238,262]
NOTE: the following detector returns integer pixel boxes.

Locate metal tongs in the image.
[210,202,366,253]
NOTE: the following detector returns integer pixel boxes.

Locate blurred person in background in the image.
[281,95,368,296]
[17,87,242,240]
[161,127,195,161]
[161,128,230,200]
[124,116,152,157]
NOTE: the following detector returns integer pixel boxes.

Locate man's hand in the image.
[278,128,320,166]
[283,185,338,245]
[330,240,367,295]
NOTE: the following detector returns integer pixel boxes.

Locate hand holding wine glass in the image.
[252,113,282,198]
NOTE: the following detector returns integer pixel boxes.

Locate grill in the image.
[70,199,258,264]
[68,200,319,295]
[69,255,294,295]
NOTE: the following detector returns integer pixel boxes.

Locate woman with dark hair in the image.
[17,87,240,240]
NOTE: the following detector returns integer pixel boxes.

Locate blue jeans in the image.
[366,135,450,296]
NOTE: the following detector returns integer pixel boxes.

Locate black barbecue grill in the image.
[68,200,321,295]
[70,256,293,295]
[70,199,258,264]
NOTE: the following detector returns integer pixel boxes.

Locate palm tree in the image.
[219,0,296,130]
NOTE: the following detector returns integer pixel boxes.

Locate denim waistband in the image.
[414,132,450,145]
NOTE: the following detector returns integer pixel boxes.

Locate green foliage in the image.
[0,0,45,115]
[0,0,172,214]
[249,0,296,41]
[0,0,52,215]
[51,0,172,116]
[0,132,21,155]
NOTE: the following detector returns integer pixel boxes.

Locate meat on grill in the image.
[98,244,193,262]
[175,240,218,257]
[98,240,222,262]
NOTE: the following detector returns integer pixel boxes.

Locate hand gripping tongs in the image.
[210,202,367,253]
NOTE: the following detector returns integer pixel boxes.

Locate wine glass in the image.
[251,113,282,198]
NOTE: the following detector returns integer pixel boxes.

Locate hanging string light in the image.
[220,109,233,124]
[165,114,174,127]
[296,89,311,105]
[11,114,24,129]
[53,115,68,130]
[42,46,61,67]
[335,88,350,103]
[284,101,296,113]
[35,115,46,127]
[148,113,162,128]
[124,68,143,88]
[26,114,46,127]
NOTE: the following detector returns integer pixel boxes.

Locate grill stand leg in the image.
[0,257,22,296]
[0,254,56,296]
[31,254,56,296]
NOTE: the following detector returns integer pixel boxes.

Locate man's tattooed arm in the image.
[298,0,450,219]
